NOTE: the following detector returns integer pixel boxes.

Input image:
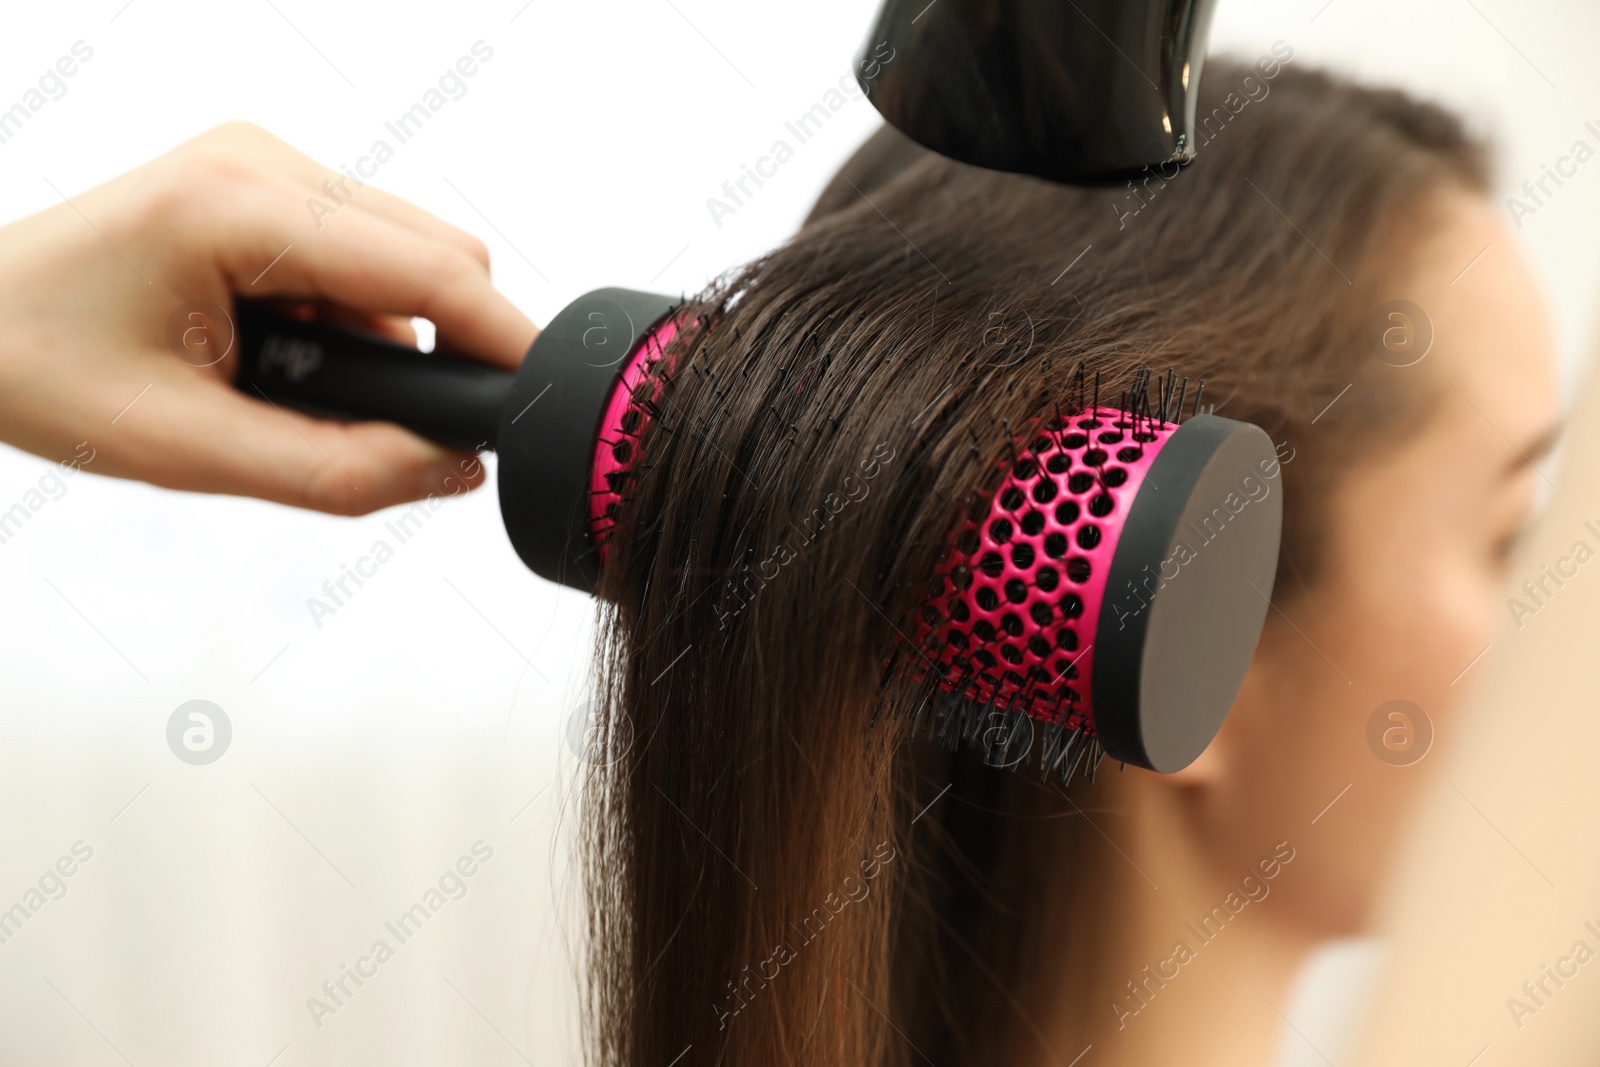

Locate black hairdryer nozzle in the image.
[857,0,1219,185]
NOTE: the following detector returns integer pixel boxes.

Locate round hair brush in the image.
[908,373,1282,781]
[234,297,1280,779]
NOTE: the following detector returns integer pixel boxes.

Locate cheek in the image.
[1322,456,1500,713]
[1216,447,1509,929]
[1351,544,1498,715]
[1223,559,1490,933]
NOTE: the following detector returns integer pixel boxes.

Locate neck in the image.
[1031,771,1318,1067]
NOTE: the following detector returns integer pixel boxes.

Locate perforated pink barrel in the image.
[587,317,681,564]
[577,326,1281,781]
[913,405,1178,737]
[913,404,1283,778]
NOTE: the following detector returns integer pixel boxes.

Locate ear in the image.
[1161,654,1275,789]
[1166,730,1226,786]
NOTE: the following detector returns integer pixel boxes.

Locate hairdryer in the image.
[857,0,1219,184]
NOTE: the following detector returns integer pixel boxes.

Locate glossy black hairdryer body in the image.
[858,0,1219,185]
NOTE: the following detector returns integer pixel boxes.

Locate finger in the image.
[247,299,418,347]
[345,185,492,273]
[109,364,487,515]
[310,301,420,347]
[359,313,420,348]
[186,300,416,384]
[185,122,493,270]
[210,184,538,368]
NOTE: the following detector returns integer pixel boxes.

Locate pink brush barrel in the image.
[572,310,1280,783]
[915,406,1179,748]
[913,398,1284,781]
[588,318,681,563]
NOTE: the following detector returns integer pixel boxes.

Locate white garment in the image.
[1272,938,1390,1067]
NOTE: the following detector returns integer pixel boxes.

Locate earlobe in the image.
[1165,733,1226,786]
[1163,659,1269,787]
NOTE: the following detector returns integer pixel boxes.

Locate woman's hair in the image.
[580,61,1488,1067]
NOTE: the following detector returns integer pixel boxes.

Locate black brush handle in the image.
[233,300,513,452]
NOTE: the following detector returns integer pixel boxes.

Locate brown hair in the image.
[579,61,1488,1067]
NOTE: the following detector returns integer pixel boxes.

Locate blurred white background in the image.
[0,1,1595,1065]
